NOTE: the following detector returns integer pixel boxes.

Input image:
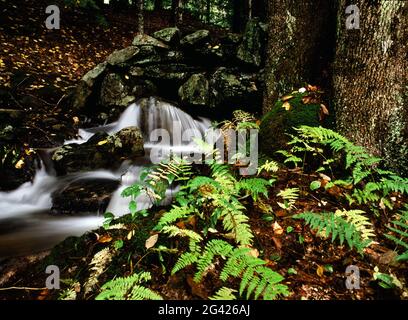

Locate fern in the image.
[96,272,162,300]
[210,287,237,300]
[172,239,289,300]
[334,209,376,245]
[236,178,272,201]
[385,206,408,261]
[277,188,299,210]
[294,211,372,252]
[84,247,116,296]
[257,159,279,175]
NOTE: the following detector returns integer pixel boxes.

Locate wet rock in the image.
[107,46,140,66]
[153,27,181,45]
[51,178,120,215]
[237,18,267,68]
[132,34,169,49]
[52,127,144,175]
[179,74,210,106]
[180,30,210,47]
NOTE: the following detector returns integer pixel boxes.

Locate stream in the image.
[0,97,211,260]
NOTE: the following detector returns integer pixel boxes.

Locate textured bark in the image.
[137,0,144,34]
[263,0,337,113]
[333,1,408,176]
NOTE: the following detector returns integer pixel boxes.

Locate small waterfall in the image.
[0,97,211,259]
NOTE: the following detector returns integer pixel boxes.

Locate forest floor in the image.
[0,166,406,300]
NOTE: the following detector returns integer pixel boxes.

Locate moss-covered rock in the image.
[153,27,181,45]
[132,34,169,49]
[259,91,322,156]
[100,73,133,107]
[179,73,210,106]
[107,46,140,66]
[210,67,259,109]
[180,30,210,47]
[237,18,267,68]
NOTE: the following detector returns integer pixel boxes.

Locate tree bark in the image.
[173,0,184,26]
[206,0,211,24]
[137,0,144,34]
[263,0,337,113]
[333,1,408,175]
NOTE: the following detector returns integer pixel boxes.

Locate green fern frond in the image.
[172,252,200,274]
[155,205,195,230]
[277,188,299,210]
[209,287,237,300]
[236,178,272,201]
[161,225,203,242]
[385,206,408,261]
[96,272,162,300]
[294,211,369,251]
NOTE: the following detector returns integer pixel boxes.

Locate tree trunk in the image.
[232,0,247,33]
[333,1,408,175]
[173,0,183,26]
[154,0,163,11]
[206,0,211,24]
[263,0,337,113]
[137,0,144,34]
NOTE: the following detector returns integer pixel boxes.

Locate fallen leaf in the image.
[273,222,284,235]
[15,158,24,169]
[316,265,325,277]
[97,140,108,146]
[127,230,135,240]
[98,234,112,243]
[281,95,294,102]
[282,101,291,111]
[145,234,159,249]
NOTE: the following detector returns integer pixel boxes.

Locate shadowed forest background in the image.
[0,0,407,301]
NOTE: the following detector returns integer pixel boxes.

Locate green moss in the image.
[259,92,321,156]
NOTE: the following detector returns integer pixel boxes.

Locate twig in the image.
[0,286,47,291]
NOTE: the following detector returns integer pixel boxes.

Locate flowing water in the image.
[0,97,211,260]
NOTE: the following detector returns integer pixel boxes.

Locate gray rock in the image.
[82,62,107,87]
[180,30,210,47]
[153,27,181,44]
[132,34,169,49]
[179,73,210,106]
[107,46,140,66]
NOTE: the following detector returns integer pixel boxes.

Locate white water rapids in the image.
[0,97,211,259]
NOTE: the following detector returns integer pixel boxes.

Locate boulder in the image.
[82,62,108,87]
[51,178,120,215]
[180,30,210,47]
[153,27,181,45]
[107,46,140,66]
[210,67,259,108]
[237,18,266,68]
[100,73,134,107]
[52,127,144,175]
[259,91,322,156]
[132,34,169,49]
[179,73,210,106]
[72,62,107,110]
